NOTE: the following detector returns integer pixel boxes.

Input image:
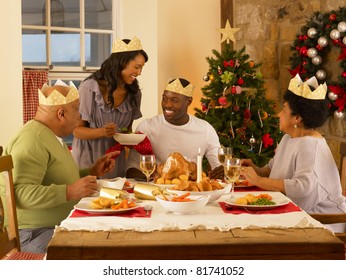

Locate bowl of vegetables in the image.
[155,192,209,214]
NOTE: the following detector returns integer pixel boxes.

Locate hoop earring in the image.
[294,124,297,128]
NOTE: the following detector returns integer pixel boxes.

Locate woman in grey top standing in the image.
[241,74,346,232]
[72,37,148,178]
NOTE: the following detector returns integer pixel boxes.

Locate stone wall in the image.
[231,0,346,169]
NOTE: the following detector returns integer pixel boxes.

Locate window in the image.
[22,0,117,81]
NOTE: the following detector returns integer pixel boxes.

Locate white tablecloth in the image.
[56,191,325,233]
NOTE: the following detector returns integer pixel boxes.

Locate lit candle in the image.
[197,148,202,182]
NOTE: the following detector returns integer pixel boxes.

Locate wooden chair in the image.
[339,142,346,195]
[0,146,3,156]
[309,214,346,244]
[0,154,45,260]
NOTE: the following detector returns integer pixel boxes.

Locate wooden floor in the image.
[46,228,345,260]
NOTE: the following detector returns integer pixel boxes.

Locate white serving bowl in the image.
[167,183,232,204]
[155,194,209,214]
[113,133,146,145]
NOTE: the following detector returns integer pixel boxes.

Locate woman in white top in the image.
[241,74,346,232]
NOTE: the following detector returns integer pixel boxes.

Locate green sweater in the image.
[0,120,89,229]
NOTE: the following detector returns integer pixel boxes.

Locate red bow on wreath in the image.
[262,133,274,149]
[106,135,154,158]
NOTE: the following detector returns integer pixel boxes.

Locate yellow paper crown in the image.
[38,80,79,105]
[165,78,194,97]
[288,74,327,100]
[111,36,143,53]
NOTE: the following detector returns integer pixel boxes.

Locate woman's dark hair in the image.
[87,39,148,107]
[284,89,329,129]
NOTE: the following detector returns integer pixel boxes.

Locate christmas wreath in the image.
[289,7,346,118]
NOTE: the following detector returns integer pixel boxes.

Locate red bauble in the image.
[218,96,227,106]
[237,77,244,85]
[233,105,240,112]
[316,45,322,51]
[201,103,208,111]
[299,46,308,56]
[231,86,237,94]
[298,35,304,41]
[303,35,308,40]
[295,46,300,51]
[302,60,308,65]
[329,13,337,21]
[342,71,346,78]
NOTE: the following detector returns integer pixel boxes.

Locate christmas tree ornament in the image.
[317,36,328,47]
[229,121,235,138]
[233,104,240,111]
[231,85,236,94]
[209,74,215,81]
[201,102,208,111]
[307,47,318,58]
[342,71,346,78]
[248,61,255,68]
[343,37,346,45]
[257,110,263,127]
[223,60,234,67]
[311,55,322,65]
[334,110,344,119]
[219,19,240,44]
[235,85,242,94]
[307,27,318,38]
[328,92,338,101]
[299,46,308,56]
[330,29,341,40]
[221,71,234,84]
[337,21,346,32]
[203,74,209,82]
[249,135,256,144]
[316,70,326,80]
[218,96,227,106]
[235,59,240,67]
[218,66,222,75]
[262,111,268,120]
[237,77,244,85]
[329,13,337,21]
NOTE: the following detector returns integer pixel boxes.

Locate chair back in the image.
[0,154,21,258]
[309,213,346,243]
[0,154,45,260]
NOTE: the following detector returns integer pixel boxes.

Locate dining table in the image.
[46,183,345,260]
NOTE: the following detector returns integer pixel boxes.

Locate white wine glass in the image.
[224,157,241,197]
[218,147,232,166]
[139,155,156,183]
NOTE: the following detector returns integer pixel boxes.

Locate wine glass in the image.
[139,155,156,183]
[218,147,232,166]
[224,157,241,197]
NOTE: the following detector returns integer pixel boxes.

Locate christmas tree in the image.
[195,21,282,166]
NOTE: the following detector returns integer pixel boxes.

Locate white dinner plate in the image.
[74,197,140,214]
[224,192,290,210]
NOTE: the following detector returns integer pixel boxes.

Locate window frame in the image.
[22,0,120,81]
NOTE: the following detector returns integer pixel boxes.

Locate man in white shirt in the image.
[126,77,223,180]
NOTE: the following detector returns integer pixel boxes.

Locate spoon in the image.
[144,205,152,216]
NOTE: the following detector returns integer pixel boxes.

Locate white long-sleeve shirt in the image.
[268,134,346,232]
[126,114,221,171]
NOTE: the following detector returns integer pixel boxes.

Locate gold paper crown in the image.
[165,78,194,97]
[38,80,79,105]
[111,36,143,53]
[288,74,327,100]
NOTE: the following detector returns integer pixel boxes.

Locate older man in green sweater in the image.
[0,81,119,254]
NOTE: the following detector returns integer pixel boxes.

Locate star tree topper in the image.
[220,20,240,44]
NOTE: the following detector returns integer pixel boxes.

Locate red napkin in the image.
[106,133,154,158]
[70,207,151,218]
[219,201,301,215]
[234,186,265,192]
